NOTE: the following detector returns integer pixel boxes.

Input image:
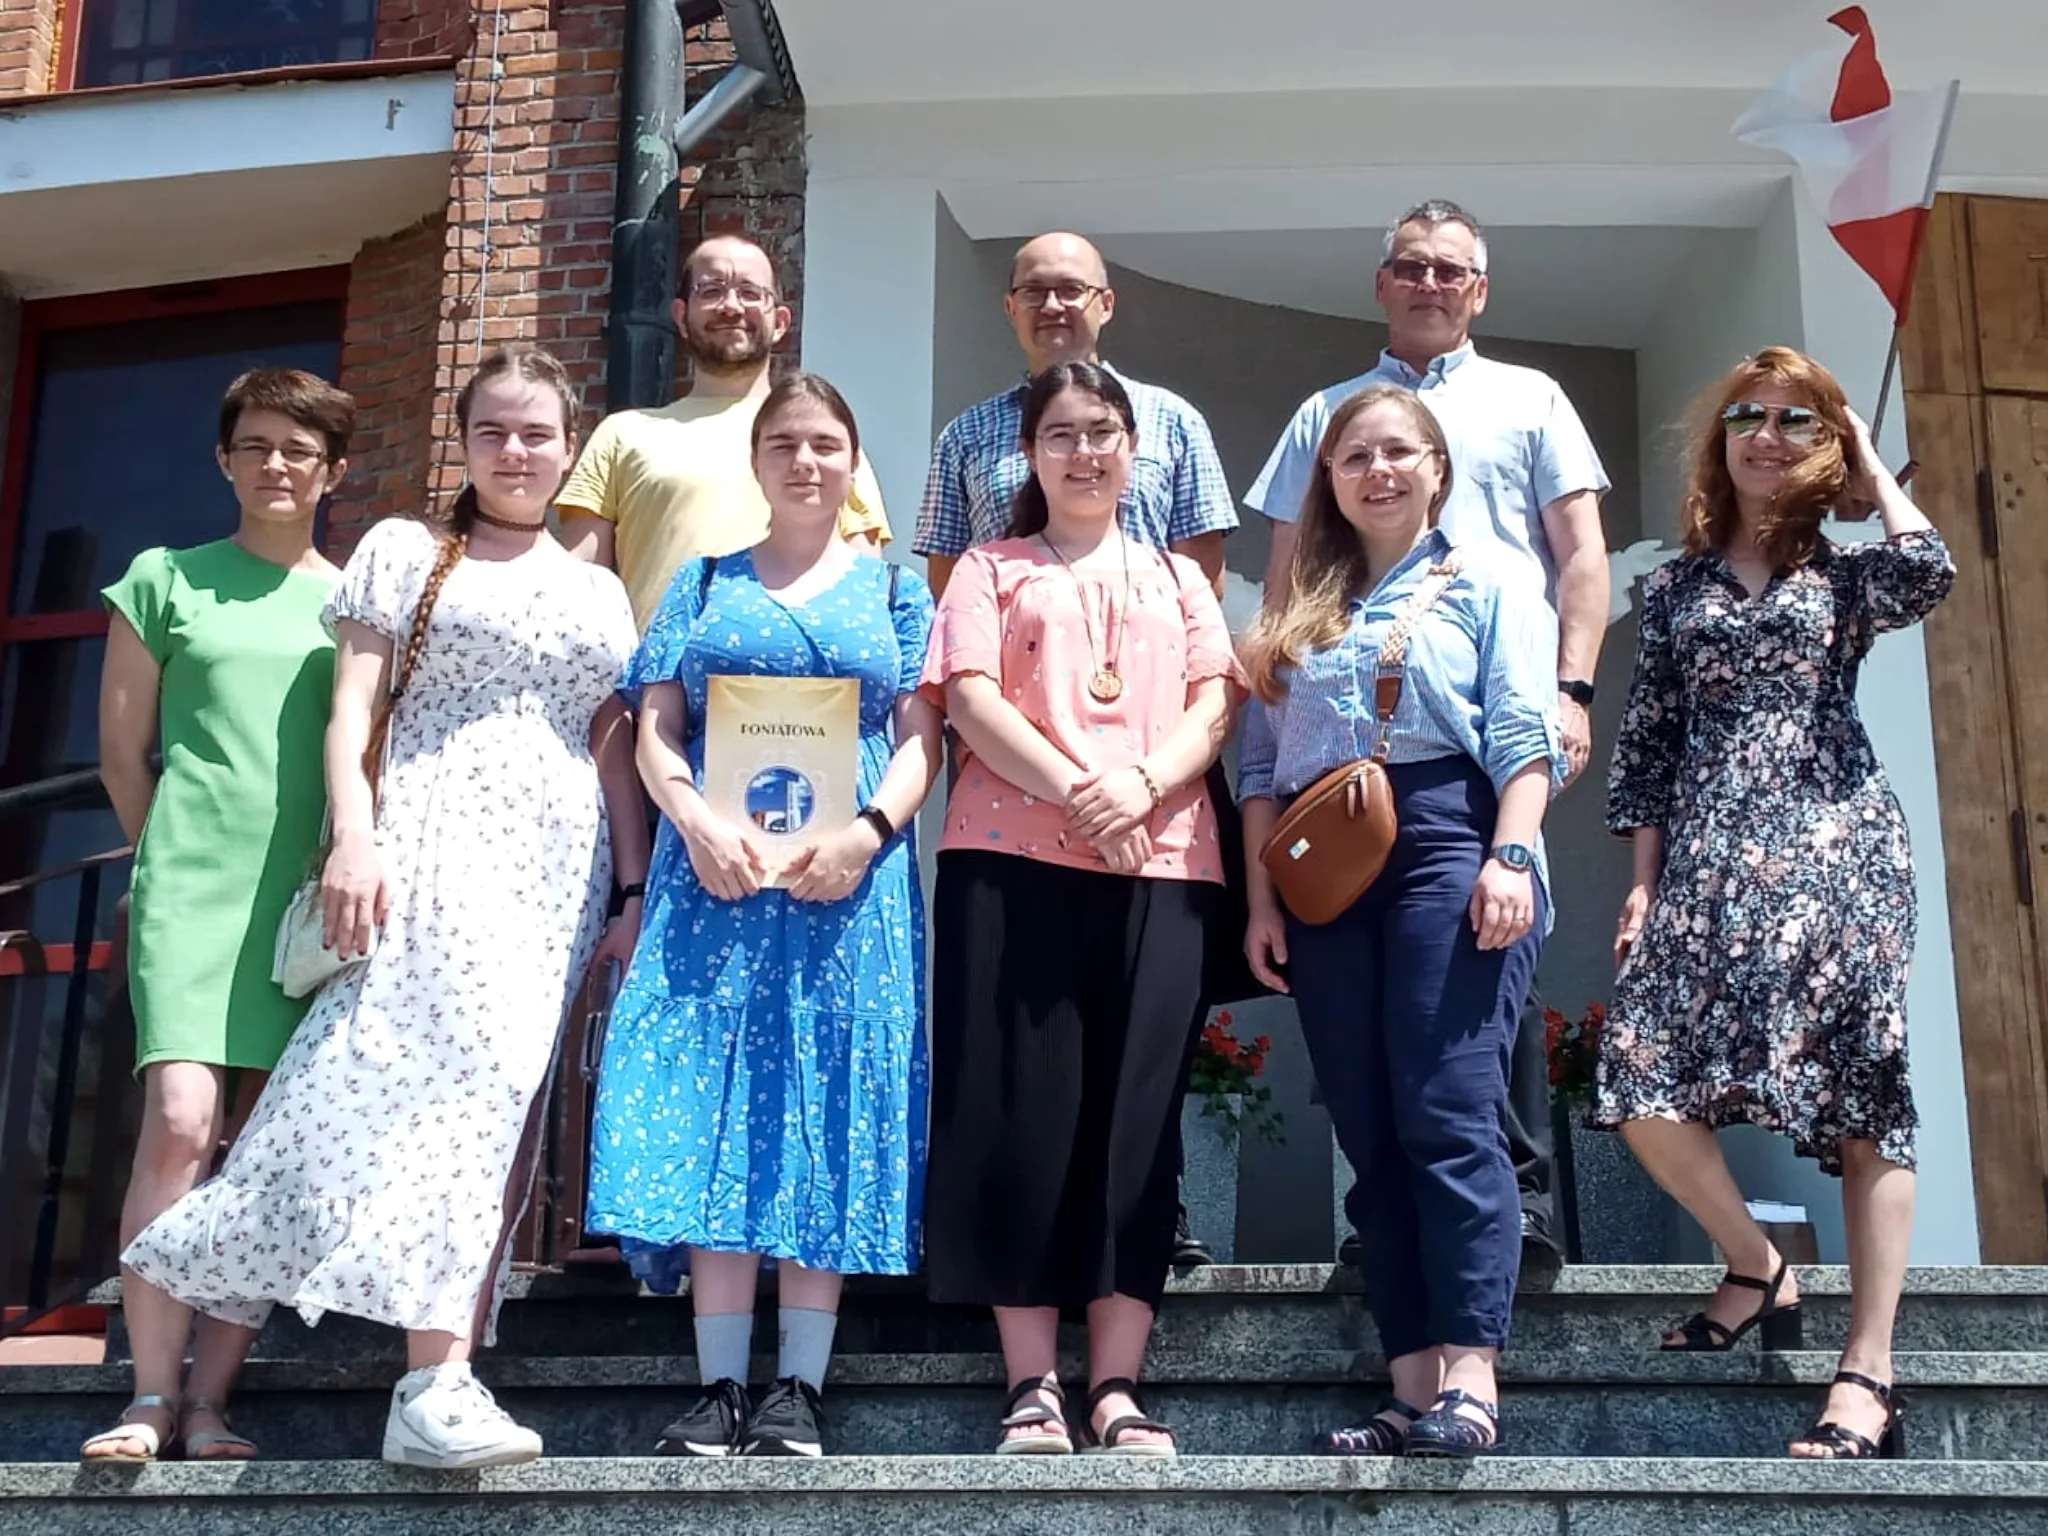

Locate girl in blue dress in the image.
[587,374,942,1459]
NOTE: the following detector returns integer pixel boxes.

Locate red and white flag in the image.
[1733,6,1958,322]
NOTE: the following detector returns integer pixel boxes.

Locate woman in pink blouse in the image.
[920,362,1241,1459]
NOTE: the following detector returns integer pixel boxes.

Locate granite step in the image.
[90,1265,2048,1362]
[6,1456,2047,1535]
[7,1350,2044,1462]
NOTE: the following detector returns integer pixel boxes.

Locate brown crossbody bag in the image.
[1257,553,1464,926]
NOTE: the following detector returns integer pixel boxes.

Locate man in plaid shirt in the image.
[915,232,1237,597]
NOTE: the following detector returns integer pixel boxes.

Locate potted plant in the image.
[1181,1009,1284,1263]
[1541,998,1667,1263]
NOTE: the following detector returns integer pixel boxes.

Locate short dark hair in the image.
[217,368,356,461]
[1382,199,1489,275]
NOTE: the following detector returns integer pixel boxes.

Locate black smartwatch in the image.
[857,805,896,844]
[1559,679,1595,706]
[1491,842,1536,872]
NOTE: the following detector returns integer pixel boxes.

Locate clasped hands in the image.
[1064,763,1160,875]
[680,800,883,905]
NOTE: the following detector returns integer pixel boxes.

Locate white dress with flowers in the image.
[124,517,635,1342]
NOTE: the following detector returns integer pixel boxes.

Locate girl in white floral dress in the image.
[124,346,647,1469]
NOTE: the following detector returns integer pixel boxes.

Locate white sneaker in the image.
[382,1363,543,1469]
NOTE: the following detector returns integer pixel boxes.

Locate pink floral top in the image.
[920,537,1245,882]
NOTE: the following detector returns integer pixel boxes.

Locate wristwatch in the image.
[1558,679,1595,706]
[1491,842,1536,872]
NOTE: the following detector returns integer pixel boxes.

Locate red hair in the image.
[1680,346,1851,571]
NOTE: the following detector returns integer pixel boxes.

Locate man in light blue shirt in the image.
[1249,200,1612,1269]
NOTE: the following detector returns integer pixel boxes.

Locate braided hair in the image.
[364,346,582,783]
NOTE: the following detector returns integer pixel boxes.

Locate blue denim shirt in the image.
[1238,529,1565,915]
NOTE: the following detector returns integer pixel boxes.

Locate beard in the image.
[683,313,774,371]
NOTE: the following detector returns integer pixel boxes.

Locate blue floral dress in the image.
[587,551,934,1284]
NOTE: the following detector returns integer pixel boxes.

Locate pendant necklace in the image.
[1039,528,1131,703]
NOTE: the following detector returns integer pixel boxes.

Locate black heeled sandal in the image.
[1789,1371,1907,1460]
[994,1375,1072,1456]
[1662,1254,1803,1351]
[1321,1399,1422,1457]
[1080,1377,1177,1459]
[1404,1390,1501,1458]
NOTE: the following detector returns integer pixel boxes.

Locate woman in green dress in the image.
[81,367,356,1464]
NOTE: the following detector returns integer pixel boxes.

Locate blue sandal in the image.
[1322,1399,1422,1456]
[1405,1389,1501,1458]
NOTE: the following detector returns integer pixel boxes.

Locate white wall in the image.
[1787,190,1978,1267]
[1635,187,1807,546]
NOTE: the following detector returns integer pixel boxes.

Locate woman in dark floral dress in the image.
[1601,346,1952,1463]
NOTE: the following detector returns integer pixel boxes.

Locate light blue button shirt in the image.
[1237,528,1565,920]
[1245,343,1609,606]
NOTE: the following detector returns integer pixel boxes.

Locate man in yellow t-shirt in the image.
[557,235,891,631]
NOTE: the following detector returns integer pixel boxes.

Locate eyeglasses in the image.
[1009,281,1106,310]
[1382,257,1483,290]
[1327,443,1433,478]
[688,280,777,309]
[1722,402,1823,446]
[229,441,327,470]
[1035,425,1128,457]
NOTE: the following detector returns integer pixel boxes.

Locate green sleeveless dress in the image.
[103,540,335,1072]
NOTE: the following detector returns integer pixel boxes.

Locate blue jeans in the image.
[1285,756,1546,1358]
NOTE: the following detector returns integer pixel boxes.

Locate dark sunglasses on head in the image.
[1722,402,1823,445]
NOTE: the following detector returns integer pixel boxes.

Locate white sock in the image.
[777,1307,838,1392]
[694,1311,754,1387]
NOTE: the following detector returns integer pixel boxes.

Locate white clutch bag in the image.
[271,540,445,1004]
[271,875,373,1000]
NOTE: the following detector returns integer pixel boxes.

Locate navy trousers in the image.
[1285,756,1546,1359]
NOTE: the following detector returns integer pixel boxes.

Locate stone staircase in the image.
[3,1264,2046,1532]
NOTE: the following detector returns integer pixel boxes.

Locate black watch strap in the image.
[1559,678,1595,706]
[857,805,896,843]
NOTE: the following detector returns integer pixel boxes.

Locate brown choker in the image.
[472,506,546,531]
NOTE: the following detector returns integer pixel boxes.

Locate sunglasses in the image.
[1722,402,1824,446]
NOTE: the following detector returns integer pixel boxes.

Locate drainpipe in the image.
[606,0,798,412]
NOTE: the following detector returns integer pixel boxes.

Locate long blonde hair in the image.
[1680,345,1850,572]
[1241,385,1453,703]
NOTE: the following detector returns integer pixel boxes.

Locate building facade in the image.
[3,0,2047,1270]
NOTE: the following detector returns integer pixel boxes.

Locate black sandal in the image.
[1789,1371,1907,1460]
[1321,1399,1422,1456]
[994,1374,1072,1456]
[1080,1377,1177,1459]
[1404,1390,1501,1458]
[1662,1255,1803,1351]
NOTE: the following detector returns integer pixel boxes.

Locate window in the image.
[77,0,376,89]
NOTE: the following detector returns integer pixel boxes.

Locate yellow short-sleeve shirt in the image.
[556,394,892,632]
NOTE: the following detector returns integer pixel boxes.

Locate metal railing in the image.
[0,764,606,1339]
[0,767,135,1336]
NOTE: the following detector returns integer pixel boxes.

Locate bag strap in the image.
[1367,551,1464,761]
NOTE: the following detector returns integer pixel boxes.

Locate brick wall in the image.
[677,23,807,393]
[329,215,449,552]
[328,5,812,542]
[0,0,56,95]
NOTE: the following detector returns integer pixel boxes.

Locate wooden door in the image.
[1903,194,2048,1261]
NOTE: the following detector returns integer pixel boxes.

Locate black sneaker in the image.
[1171,1204,1212,1268]
[1337,1231,1363,1269]
[655,1378,749,1457]
[744,1376,825,1457]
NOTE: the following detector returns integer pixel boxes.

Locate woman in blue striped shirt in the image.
[1238,384,1562,1458]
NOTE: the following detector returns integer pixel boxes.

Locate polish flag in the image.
[1733,6,1958,322]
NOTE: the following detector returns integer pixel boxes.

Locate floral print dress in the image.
[1597,529,1954,1174]
[585,552,934,1286]
[124,517,637,1342]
